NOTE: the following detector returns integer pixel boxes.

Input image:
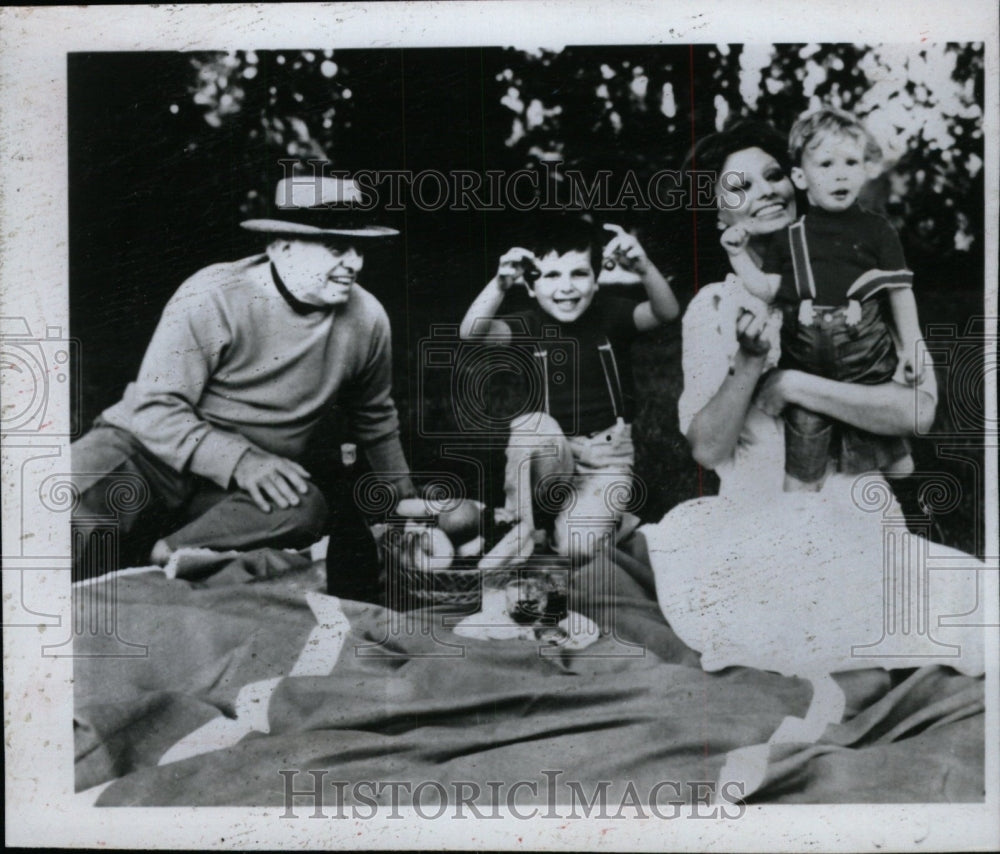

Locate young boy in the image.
[460,215,679,562]
[722,107,927,491]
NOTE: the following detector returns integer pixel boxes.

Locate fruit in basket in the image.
[396,498,437,519]
[437,499,485,546]
[456,535,484,558]
[402,521,454,571]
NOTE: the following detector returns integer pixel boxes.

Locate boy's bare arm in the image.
[601,225,679,331]
[459,277,512,342]
[887,287,928,384]
[634,257,680,330]
[458,247,537,343]
[721,225,780,302]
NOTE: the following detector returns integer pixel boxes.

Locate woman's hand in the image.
[754,369,801,417]
[735,308,775,358]
[684,305,776,469]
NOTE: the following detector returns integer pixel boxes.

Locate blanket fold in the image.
[74,536,984,806]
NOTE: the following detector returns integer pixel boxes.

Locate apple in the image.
[401,521,453,571]
[437,499,484,546]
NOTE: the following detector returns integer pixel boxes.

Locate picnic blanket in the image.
[74,532,985,807]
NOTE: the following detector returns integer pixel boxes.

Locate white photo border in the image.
[1,2,998,850]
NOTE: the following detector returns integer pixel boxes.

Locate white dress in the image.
[641,276,986,680]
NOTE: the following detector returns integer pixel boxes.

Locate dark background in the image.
[69,46,987,554]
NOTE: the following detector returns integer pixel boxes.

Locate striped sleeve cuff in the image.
[846,269,914,302]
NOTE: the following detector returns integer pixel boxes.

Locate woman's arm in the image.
[684,308,774,468]
[757,369,937,436]
[686,348,770,468]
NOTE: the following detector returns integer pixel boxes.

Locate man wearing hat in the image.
[71,175,415,578]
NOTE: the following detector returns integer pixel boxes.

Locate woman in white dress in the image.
[642,121,985,693]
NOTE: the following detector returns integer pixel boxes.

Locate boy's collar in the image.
[807,202,862,218]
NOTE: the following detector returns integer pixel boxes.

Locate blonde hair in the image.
[789,107,882,166]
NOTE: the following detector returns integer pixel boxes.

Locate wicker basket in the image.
[392,558,516,608]
[380,514,572,610]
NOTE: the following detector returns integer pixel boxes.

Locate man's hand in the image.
[233,448,312,513]
[496,247,539,291]
[720,224,750,257]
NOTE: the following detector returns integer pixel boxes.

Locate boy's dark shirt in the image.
[763,205,908,306]
[504,295,638,437]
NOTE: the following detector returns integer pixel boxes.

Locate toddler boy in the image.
[722,107,927,490]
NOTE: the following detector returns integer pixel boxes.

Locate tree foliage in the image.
[182,43,983,258]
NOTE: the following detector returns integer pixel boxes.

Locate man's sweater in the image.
[102,255,410,490]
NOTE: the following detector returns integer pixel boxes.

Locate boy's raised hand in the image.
[601,223,649,278]
[496,247,539,291]
[602,223,680,326]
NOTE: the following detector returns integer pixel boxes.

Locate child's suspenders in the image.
[788,219,817,303]
[533,336,625,425]
[532,345,551,415]
[788,218,829,326]
[597,339,625,422]
[787,216,912,327]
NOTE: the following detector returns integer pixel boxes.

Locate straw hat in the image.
[241,175,399,238]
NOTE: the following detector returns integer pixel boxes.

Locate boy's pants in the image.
[780,300,909,482]
[503,412,635,560]
[70,419,328,580]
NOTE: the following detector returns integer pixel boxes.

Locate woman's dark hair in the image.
[675,118,792,288]
[681,118,791,184]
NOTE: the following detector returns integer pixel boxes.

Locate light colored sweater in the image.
[102,255,412,491]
